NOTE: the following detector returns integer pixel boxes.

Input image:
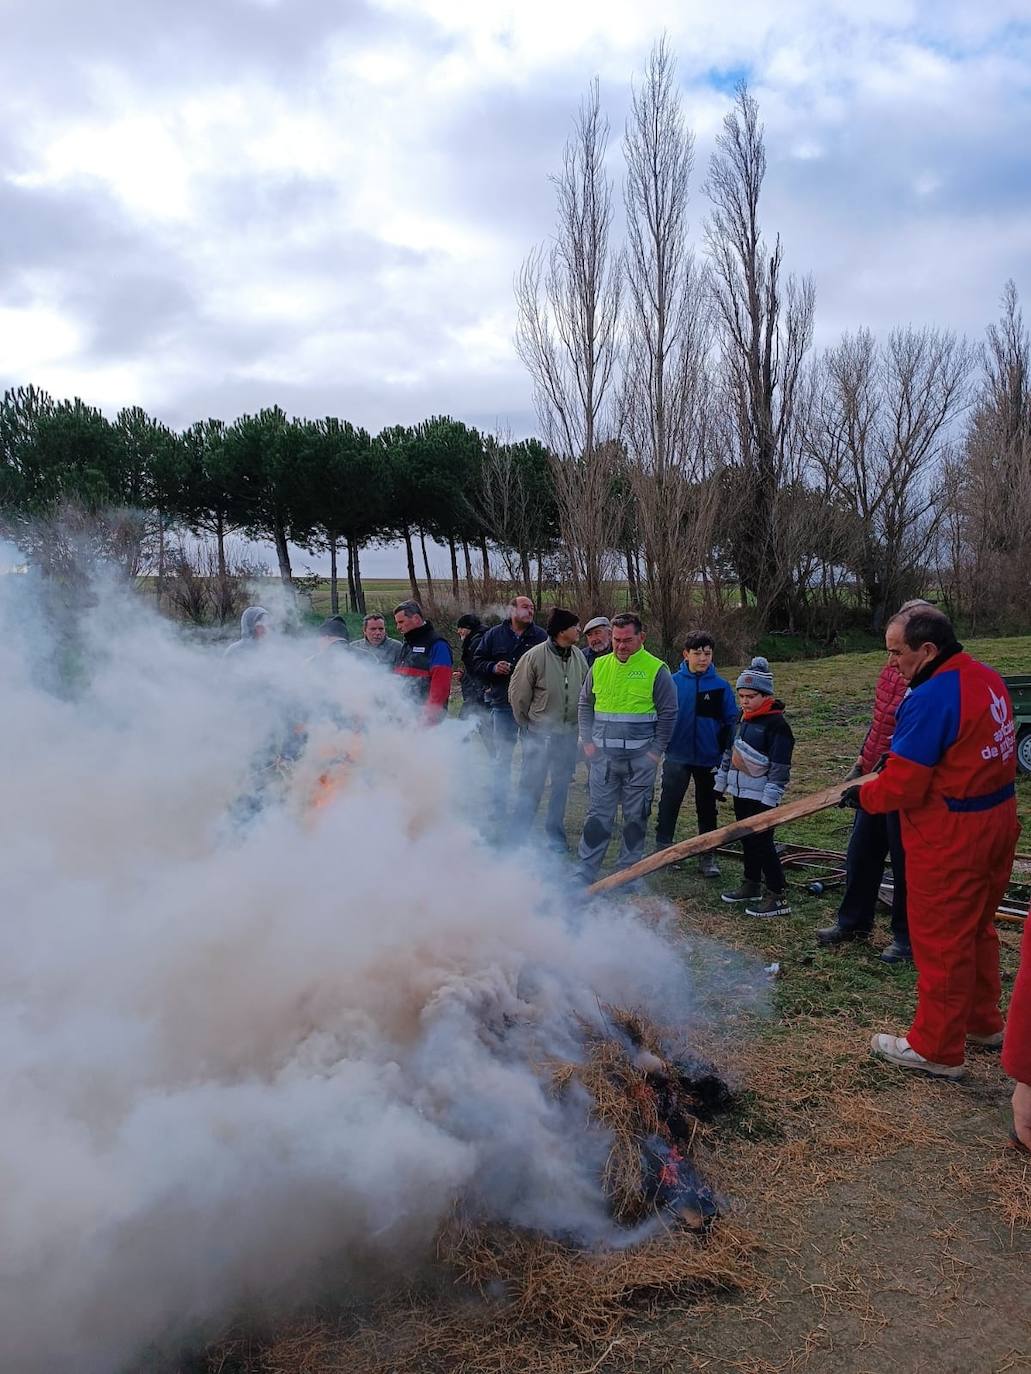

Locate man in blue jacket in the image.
[471,595,547,823]
[654,631,738,877]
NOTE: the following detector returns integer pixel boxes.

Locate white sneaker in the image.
[967,1030,1004,1049]
[869,1033,967,1081]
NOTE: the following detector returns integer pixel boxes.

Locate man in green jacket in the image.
[577,612,678,884]
[509,608,588,850]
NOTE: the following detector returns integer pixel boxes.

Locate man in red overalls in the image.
[843,609,1020,1080]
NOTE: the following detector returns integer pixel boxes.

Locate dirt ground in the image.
[637,1002,1031,1374]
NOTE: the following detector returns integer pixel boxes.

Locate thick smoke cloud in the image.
[0,568,747,1372]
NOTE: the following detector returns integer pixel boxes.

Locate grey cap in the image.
[583,616,611,633]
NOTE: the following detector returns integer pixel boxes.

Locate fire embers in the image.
[551,1008,733,1233]
[642,1136,720,1231]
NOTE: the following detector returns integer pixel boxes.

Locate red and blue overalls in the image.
[859,651,1020,1066]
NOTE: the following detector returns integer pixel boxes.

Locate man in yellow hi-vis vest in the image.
[577,613,678,883]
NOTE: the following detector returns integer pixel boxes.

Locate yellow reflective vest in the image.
[590,647,665,751]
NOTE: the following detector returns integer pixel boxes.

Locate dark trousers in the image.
[655,760,718,846]
[489,706,520,821]
[514,729,579,848]
[459,699,494,755]
[733,796,785,892]
[836,808,909,948]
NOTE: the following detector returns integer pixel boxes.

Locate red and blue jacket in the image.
[860,649,1017,820]
[393,621,453,721]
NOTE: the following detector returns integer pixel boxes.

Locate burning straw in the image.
[208,1009,756,1374]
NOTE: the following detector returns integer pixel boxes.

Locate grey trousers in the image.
[514,729,579,848]
[577,750,659,882]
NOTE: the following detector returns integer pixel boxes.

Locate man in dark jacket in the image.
[392,600,453,723]
[816,599,931,962]
[654,631,738,878]
[454,612,491,753]
[455,613,488,712]
[472,596,547,822]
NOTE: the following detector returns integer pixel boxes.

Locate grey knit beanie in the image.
[736,656,774,695]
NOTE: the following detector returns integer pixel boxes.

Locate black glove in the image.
[838,785,863,810]
[873,752,889,774]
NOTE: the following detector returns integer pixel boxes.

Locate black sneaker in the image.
[721,881,763,904]
[745,892,792,917]
[879,941,913,965]
[816,924,871,947]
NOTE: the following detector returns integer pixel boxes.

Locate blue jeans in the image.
[836,808,909,948]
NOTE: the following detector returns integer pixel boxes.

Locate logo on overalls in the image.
[989,688,1008,727]
[983,687,1015,762]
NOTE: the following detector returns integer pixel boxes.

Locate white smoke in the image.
[0,566,757,1373]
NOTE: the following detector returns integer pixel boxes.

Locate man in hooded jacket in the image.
[224,606,271,656]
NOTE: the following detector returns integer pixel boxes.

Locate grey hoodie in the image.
[224,606,270,657]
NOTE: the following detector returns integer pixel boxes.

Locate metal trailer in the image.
[1005,674,1031,774]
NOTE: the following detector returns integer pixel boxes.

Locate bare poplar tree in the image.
[621,37,713,653]
[516,79,622,612]
[809,326,972,625]
[705,83,814,628]
[941,282,1031,627]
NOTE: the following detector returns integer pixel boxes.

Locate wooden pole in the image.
[586,775,879,896]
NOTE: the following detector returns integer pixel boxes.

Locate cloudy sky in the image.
[3,1,1031,569]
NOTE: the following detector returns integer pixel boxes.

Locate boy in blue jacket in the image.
[654,632,739,877]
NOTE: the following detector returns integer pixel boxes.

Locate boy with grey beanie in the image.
[714,656,795,917]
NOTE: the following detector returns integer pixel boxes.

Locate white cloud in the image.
[0,0,1029,441]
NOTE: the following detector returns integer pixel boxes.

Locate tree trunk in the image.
[216,510,227,582]
[402,523,422,603]
[462,538,475,596]
[535,549,544,607]
[625,545,639,607]
[273,521,293,583]
[346,540,357,613]
[419,526,435,598]
[156,514,165,609]
[329,538,340,615]
[448,536,460,599]
[352,542,366,615]
[520,549,532,597]
[479,534,492,595]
